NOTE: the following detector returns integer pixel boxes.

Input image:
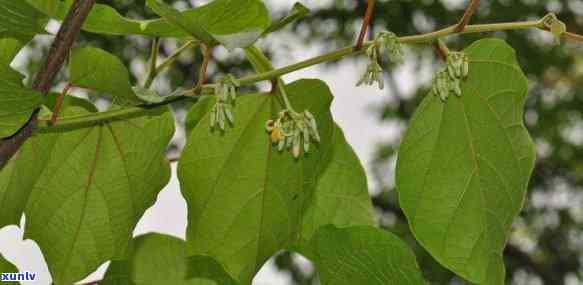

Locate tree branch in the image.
[0,0,95,169]
[454,0,480,33]
[193,43,211,92]
[355,0,375,50]
[35,15,583,132]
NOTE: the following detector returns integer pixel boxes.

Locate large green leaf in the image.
[298,225,426,285]
[0,38,26,84]
[146,0,271,49]
[0,0,47,42]
[178,79,334,284]
[0,86,44,139]
[0,99,175,284]
[0,37,43,139]
[186,256,238,285]
[69,47,140,104]
[0,97,94,228]
[299,125,376,244]
[262,2,310,36]
[26,0,183,38]
[395,38,535,284]
[102,234,226,285]
[101,260,132,285]
[26,0,270,49]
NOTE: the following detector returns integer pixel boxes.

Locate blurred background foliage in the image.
[18,0,583,284]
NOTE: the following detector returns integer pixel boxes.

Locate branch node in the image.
[454,0,480,33]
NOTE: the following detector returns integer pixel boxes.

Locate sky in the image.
[0,1,433,284]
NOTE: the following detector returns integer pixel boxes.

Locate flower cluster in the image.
[356,61,384,89]
[357,31,404,90]
[431,52,469,101]
[265,109,320,158]
[210,75,239,130]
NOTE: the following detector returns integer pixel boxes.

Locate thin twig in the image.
[563,31,583,42]
[355,0,375,50]
[433,42,446,60]
[193,43,211,93]
[154,40,198,75]
[37,17,583,131]
[144,37,160,89]
[144,40,199,89]
[0,0,95,169]
[50,83,73,125]
[434,39,451,60]
[454,0,480,33]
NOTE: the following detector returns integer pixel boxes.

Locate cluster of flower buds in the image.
[446,52,469,80]
[356,61,384,89]
[265,109,320,158]
[431,52,469,101]
[368,31,405,64]
[210,75,240,130]
[357,31,404,89]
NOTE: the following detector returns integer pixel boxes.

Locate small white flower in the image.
[357,31,404,90]
[265,109,320,158]
[210,74,240,131]
[357,62,384,89]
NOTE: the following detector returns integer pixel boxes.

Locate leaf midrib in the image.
[59,125,103,284]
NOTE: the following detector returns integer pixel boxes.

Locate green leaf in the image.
[101,260,133,285]
[298,225,426,285]
[0,96,100,228]
[0,124,51,228]
[299,125,376,244]
[27,0,270,49]
[184,96,216,136]
[132,86,165,104]
[145,0,213,44]
[0,86,44,139]
[26,0,184,38]
[146,0,271,49]
[0,38,26,84]
[395,38,535,284]
[129,234,188,285]
[0,99,175,284]
[186,256,239,285]
[69,47,140,104]
[0,0,47,42]
[102,234,227,285]
[178,79,334,284]
[0,36,43,139]
[262,2,310,36]
[0,254,18,273]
